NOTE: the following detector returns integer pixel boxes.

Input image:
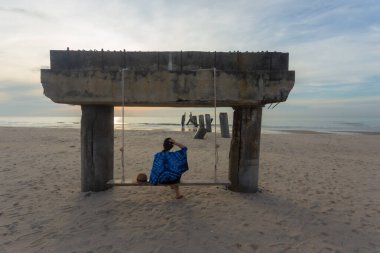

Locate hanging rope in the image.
[121,68,127,183]
[213,67,218,183]
[196,68,219,183]
[197,68,219,183]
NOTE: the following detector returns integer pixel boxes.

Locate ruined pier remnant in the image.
[194,115,207,139]
[219,112,230,138]
[205,114,212,132]
[41,50,295,192]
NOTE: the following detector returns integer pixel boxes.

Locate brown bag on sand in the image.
[136,173,148,183]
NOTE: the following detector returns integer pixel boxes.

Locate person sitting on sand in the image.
[149,138,189,199]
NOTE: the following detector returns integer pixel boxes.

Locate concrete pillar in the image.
[194,115,207,139]
[229,107,262,193]
[81,105,114,192]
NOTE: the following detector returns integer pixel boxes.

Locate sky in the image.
[0,0,379,120]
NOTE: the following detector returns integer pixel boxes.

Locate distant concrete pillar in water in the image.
[198,115,205,129]
[229,107,262,193]
[192,116,198,127]
[194,115,207,139]
[205,114,212,132]
[219,112,230,138]
[81,105,114,192]
[194,127,207,139]
[181,113,186,127]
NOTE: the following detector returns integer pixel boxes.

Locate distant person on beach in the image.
[149,138,189,199]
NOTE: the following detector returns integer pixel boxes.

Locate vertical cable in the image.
[196,68,219,183]
[121,69,126,183]
[214,67,217,183]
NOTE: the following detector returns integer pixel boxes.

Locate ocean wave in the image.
[1,116,379,133]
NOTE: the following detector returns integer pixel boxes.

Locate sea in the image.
[0,115,379,134]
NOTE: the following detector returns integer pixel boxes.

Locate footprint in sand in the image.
[97,245,113,251]
[250,244,259,251]
[320,232,329,236]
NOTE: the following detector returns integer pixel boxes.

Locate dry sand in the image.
[0,127,379,253]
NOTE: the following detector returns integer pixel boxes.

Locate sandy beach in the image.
[0,127,379,253]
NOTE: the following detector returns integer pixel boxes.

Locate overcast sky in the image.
[0,0,379,119]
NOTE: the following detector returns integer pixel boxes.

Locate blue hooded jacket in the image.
[149,147,189,185]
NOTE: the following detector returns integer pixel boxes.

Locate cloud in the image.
[287,96,380,106]
[0,82,76,116]
[288,35,380,86]
[50,105,81,114]
[0,91,12,104]
[0,7,50,20]
[0,0,379,117]
[370,25,380,33]
[265,94,380,120]
[0,82,43,100]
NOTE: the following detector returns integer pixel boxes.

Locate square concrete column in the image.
[229,106,262,192]
[81,105,114,192]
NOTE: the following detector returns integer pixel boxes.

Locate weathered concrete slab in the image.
[41,69,294,106]
[49,50,290,71]
[41,50,295,107]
